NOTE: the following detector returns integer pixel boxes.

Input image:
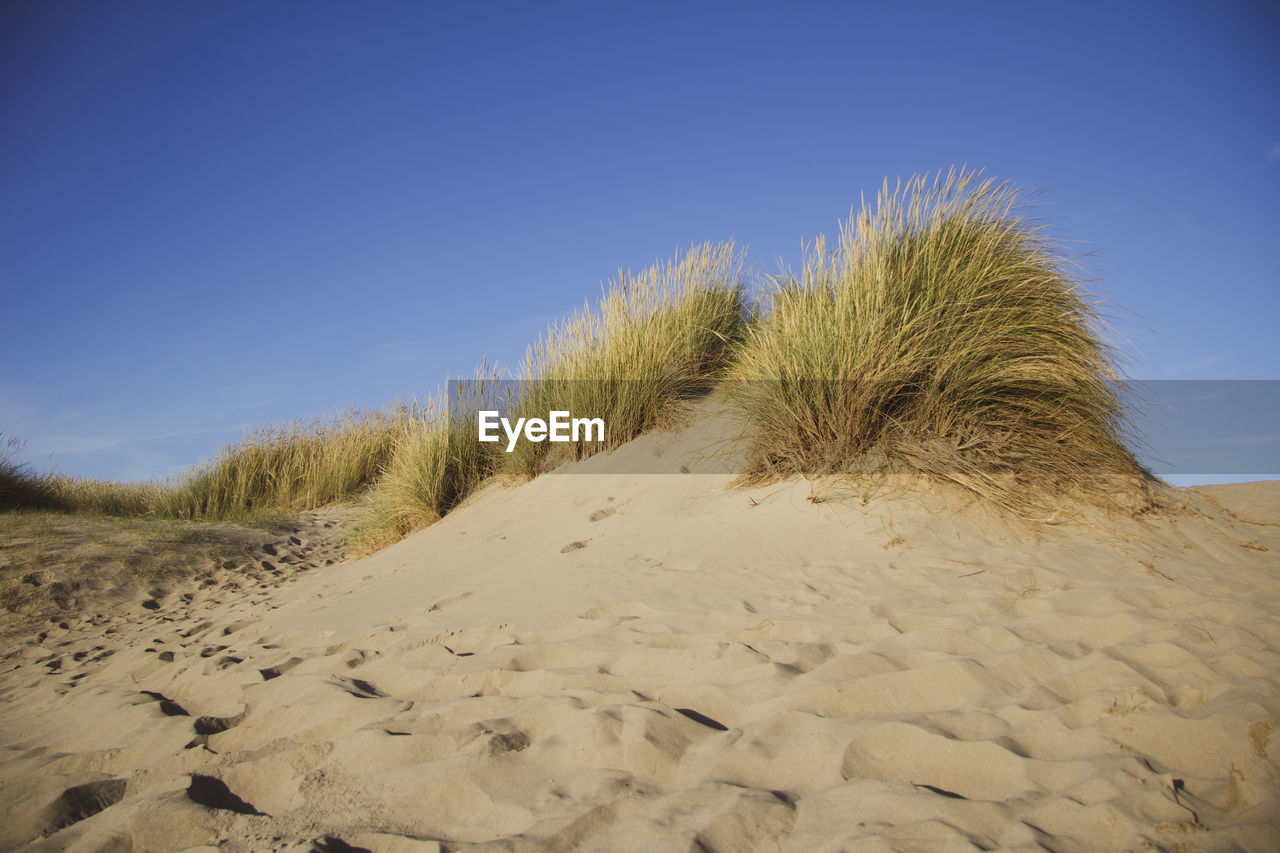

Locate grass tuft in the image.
[3,407,419,522]
[2,434,159,515]
[504,241,747,476]
[37,476,160,516]
[153,405,418,521]
[728,167,1146,515]
[349,375,503,554]
[2,435,62,512]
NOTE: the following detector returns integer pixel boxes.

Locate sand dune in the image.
[2,412,1278,851]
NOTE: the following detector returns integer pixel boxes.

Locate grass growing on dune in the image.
[154,405,419,521]
[4,175,1154,545]
[353,240,750,548]
[350,377,504,554]
[354,243,747,549]
[33,476,160,516]
[2,434,159,516]
[2,435,60,513]
[504,241,747,477]
[3,408,419,522]
[728,168,1146,515]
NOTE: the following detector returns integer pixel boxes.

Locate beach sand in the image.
[2,410,1278,851]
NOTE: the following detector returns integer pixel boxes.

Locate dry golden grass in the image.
[3,173,1156,549]
[504,241,747,476]
[349,376,503,554]
[728,168,1148,517]
[4,405,417,524]
[153,405,417,521]
[352,243,747,549]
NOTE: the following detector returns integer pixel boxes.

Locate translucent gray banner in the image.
[1122,380,1279,476]
[448,379,1280,478]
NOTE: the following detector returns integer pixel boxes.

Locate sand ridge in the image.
[1,417,1278,851]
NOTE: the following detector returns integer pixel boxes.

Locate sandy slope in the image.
[2,412,1278,852]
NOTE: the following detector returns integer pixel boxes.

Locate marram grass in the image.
[3,407,419,522]
[504,241,747,476]
[0,242,747,540]
[355,241,747,547]
[2,434,159,515]
[4,174,1152,542]
[728,168,1147,516]
[2,434,60,513]
[350,375,504,554]
[153,404,420,521]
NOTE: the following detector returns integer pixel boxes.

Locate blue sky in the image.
[2,0,1277,482]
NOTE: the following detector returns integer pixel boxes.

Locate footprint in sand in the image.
[40,778,128,836]
[675,707,730,731]
[330,675,388,699]
[194,707,248,736]
[487,729,532,754]
[140,690,190,716]
[258,656,303,680]
[561,541,588,554]
[180,620,215,639]
[429,591,474,612]
[186,774,267,816]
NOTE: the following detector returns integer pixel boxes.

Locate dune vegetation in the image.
[502,241,747,478]
[728,168,1147,516]
[1,406,416,522]
[3,434,157,516]
[350,242,747,552]
[348,375,505,554]
[2,168,1150,549]
[152,406,418,521]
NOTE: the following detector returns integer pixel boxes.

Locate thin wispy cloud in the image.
[1159,353,1226,379]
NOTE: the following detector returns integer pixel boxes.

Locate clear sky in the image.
[2,0,1277,483]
